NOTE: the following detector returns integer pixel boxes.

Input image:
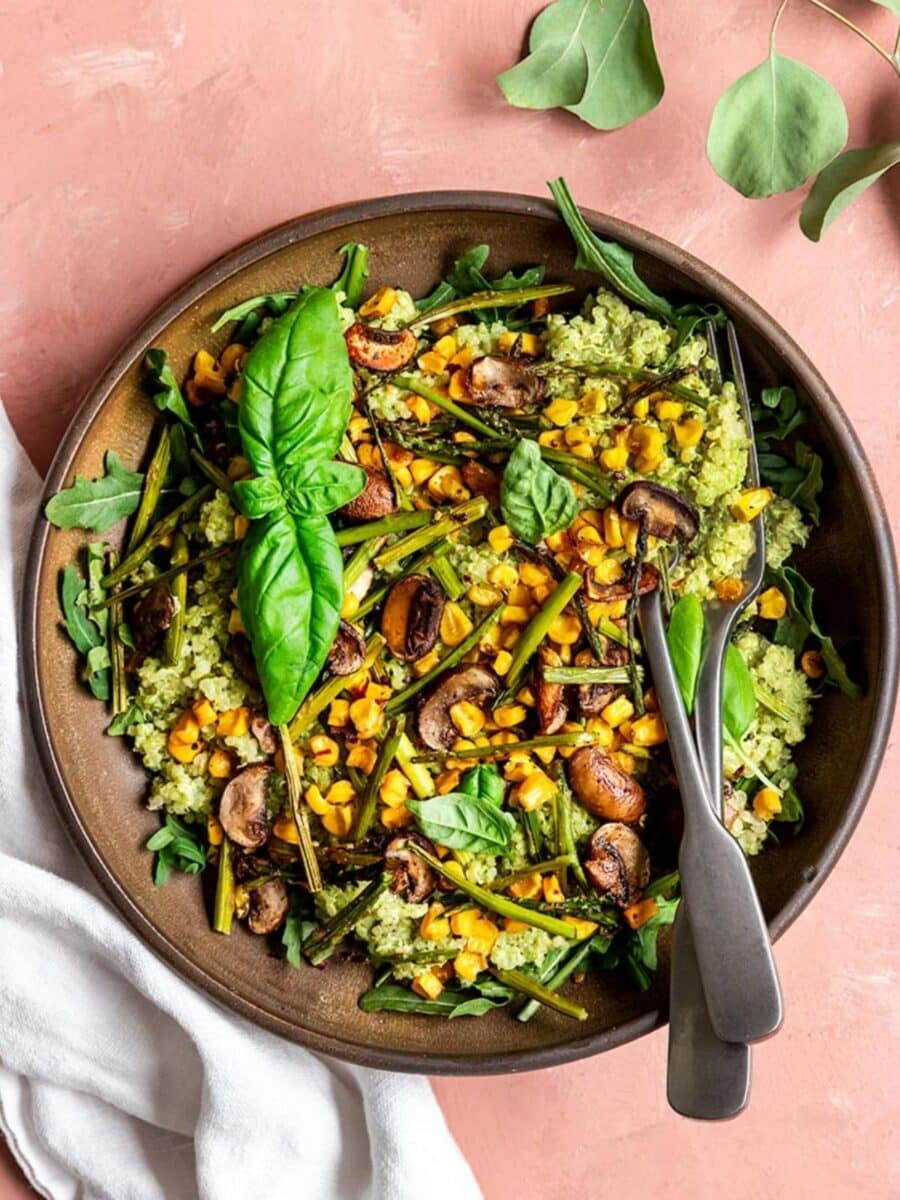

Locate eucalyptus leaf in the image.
[800,141,900,241]
[407,793,516,854]
[707,53,848,198]
[45,452,143,533]
[566,0,664,131]
[497,0,593,110]
[500,438,579,545]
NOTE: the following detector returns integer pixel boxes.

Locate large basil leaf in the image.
[707,53,848,198]
[666,595,706,715]
[407,793,516,854]
[239,288,354,477]
[45,451,143,533]
[237,510,344,725]
[281,460,366,517]
[800,141,900,241]
[500,438,579,545]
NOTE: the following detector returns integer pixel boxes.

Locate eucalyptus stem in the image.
[393,375,499,439]
[805,0,900,76]
[304,874,390,966]
[212,837,235,935]
[290,633,384,737]
[501,571,583,697]
[107,550,128,715]
[516,940,593,1023]
[352,717,404,842]
[412,729,606,763]
[408,283,573,330]
[385,605,502,713]
[190,449,233,494]
[408,844,577,938]
[542,665,641,685]
[101,484,214,588]
[374,496,487,570]
[128,426,171,551]
[336,509,432,548]
[91,546,230,609]
[163,532,189,665]
[489,855,574,893]
[280,725,322,893]
[492,967,587,1021]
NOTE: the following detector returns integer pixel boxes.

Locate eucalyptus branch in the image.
[805,0,900,77]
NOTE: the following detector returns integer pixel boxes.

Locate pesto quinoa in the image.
[48,180,859,1022]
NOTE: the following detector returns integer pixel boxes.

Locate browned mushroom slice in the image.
[417,664,500,750]
[385,833,438,903]
[250,711,278,756]
[584,561,659,603]
[342,468,397,521]
[465,355,545,409]
[131,584,175,653]
[461,461,500,507]
[567,745,646,823]
[381,575,445,663]
[345,322,417,373]
[247,877,289,935]
[584,822,650,907]
[574,645,628,717]
[218,764,272,850]
[535,645,568,735]
[229,634,260,688]
[327,620,366,676]
[617,481,700,544]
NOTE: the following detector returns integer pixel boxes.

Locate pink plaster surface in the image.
[2,1,899,1196]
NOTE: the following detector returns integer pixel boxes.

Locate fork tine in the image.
[704,319,723,392]
[724,320,767,597]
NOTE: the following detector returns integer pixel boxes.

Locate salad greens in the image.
[45,452,144,534]
[500,438,579,545]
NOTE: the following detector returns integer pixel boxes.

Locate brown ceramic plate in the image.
[22,193,899,1074]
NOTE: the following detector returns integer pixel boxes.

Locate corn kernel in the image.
[503,918,531,934]
[450,700,486,738]
[407,393,435,424]
[501,604,532,625]
[599,443,629,473]
[623,898,659,930]
[465,916,500,957]
[431,315,458,336]
[542,873,565,904]
[379,768,410,808]
[492,649,514,677]
[753,786,783,820]
[630,713,667,747]
[413,648,441,677]
[233,514,250,540]
[208,748,234,779]
[309,734,339,767]
[612,750,637,774]
[449,345,476,369]
[440,602,474,647]
[628,425,667,473]
[327,699,350,728]
[602,507,625,548]
[345,742,376,776]
[453,951,488,983]
[410,458,439,486]
[504,752,536,782]
[508,872,542,899]
[487,525,514,554]
[654,398,684,421]
[714,577,746,602]
[227,609,245,635]
[326,780,356,807]
[502,627,522,649]
[548,613,581,645]
[488,562,518,590]
[467,583,502,608]
[672,416,704,449]
[448,370,469,400]
[192,349,226,394]
[419,903,451,942]
[757,586,787,620]
[417,350,449,375]
[219,343,246,376]
[322,805,354,838]
[434,335,458,359]
[359,286,397,318]
[544,397,579,426]
[631,396,650,420]
[207,813,224,846]
[538,429,564,448]
[227,454,251,481]
[602,696,634,729]
[217,707,250,738]
[515,768,557,811]
[731,486,774,522]
[491,705,525,731]
[566,916,599,939]
[801,649,826,679]
[273,815,300,844]
[349,697,384,738]
[305,785,331,816]
[498,330,541,356]
[579,389,607,415]
[192,697,216,727]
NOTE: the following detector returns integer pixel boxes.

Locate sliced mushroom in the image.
[567,745,646,824]
[131,584,175,654]
[584,823,650,908]
[416,664,500,750]
[617,482,700,544]
[461,460,500,507]
[584,561,659,603]
[342,469,397,521]
[247,877,289,935]
[381,575,445,663]
[465,355,545,409]
[327,620,366,676]
[535,645,568,735]
[229,634,260,688]
[250,711,278,756]
[574,644,629,718]
[345,322,417,373]
[385,833,438,903]
[218,764,272,850]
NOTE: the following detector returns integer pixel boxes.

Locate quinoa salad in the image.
[47,179,859,1022]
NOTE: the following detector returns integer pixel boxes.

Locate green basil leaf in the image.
[548,177,675,323]
[282,460,366,518]
[497,0,592,110]
[800,141,900,241]
[211,292,299,334]
[407,793,516,854]
[787,442,823,523]
[45,451,143,533]
[566,0,664,131]
[459,764,505,807]
[768,565,862,698]
[239,288,354,477]
[142,349,201,447]
[500,438,579,545]
[707,52,848,198]
[666,595,706,714]
[238,509,344,725]
[233,475,284,520]
[331,242,369,308]
[722,643,756,742]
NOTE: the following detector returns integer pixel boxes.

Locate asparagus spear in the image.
[393,376,500,439]
[515,940,594,1022]
[163,532,189,665]
[190,449,233,494]
[374,496,487,571]
[336,509,432,548]
[407,283,573,330]
[91,546,230,609]
[280,725,322,893]
[541,665,642,685]
[290,633,384,737]
[101,484,213,588]
[127,426,171,551]
[493,966,587,1021]
[500,570,583,697]
[412,729,606,764]
[106,549,128,716]
[213,837,235,935]
[304,874,389,966]
[352,717,404,842]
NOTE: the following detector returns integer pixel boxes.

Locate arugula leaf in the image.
[722,643,756,742]
[500,438,579,545]
[358,984,505,1017]
[459,764,505,807]
[707,52,848,198]
[629,893,679,972]
[142,350,201,447]
[666,595,706,714]
[146,814,208,887]
[331,241,369,308]
[106,702,144,736]
[59,564,102,656]
[787,442,823,523]
[548,177,675,323]
[448,995,508,1018]
[45,452,143,533]
[800,141,900,241]
[407,792,516,854]
[767,565,862,698]
[210,292,298,334]
[415,244,545,323]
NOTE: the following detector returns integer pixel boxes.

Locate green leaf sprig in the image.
[234,286,365,725]
[408,764,515,854]
[499,437,579,545]
[45,452,144,534]
[142,350,201,448]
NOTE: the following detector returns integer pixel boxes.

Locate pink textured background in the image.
[2,2,899,1196]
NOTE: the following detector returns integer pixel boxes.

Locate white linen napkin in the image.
[0,403,481,1200]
